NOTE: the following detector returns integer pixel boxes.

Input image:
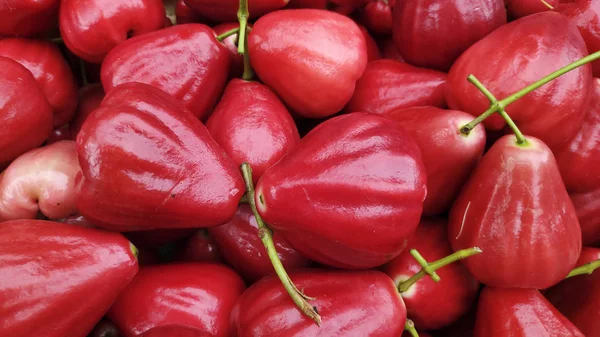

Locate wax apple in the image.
[558,0,600,77]
[76,83,244,231]
[230,270,406,336]
[0,0,59,37]
[180,229,222,263]
[359,0,393,35]
[213,23,246,79]
[0,57,53,167]
[109,263,245,337]
[176,0,203,24]
[139,325,212,337]
[506,0,558,17]
[69,84,105,140]
[101,24,230,121]
[358,24,381,62]
[449,135,581,289]
[0,38,78,127]
[0,220,139,337]
[345,60,446,115]
[206,79,300,184]
[255,112,427,269]
[59,0,165,63]
[446,12,592,151]
[475,287,585,337]
[386,107,486,215]
[248,9,367,118]
[571,188,600,245]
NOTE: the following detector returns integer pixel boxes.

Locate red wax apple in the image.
[0,220,139,337]
[176,0,203,24]
[359,0,393,35]
[449,135,582,289]
[546,247,600,337]
[213,23,246,79]
[0,57,53,167]
[0,0,59,37]
[393,0,506,72]
[184,0,288,22]
[386,106,486,215]
[255,112,427,269]
[571,188,600,245]
[206,79,300,184]
[76,82,244,231]
[230,270,406,336]
[59,0,166,63]
[445,12,592,151]
[180,229,223,263]
[0,38,78,127]
[506,0,558,18]
[109,263,245,337]
[248,9,368,118]
[208,205,310,282]
[383,218,480,330]
[139,325,212,337]
[101,24,230,121]
[358,24,381,62]
[0,141,80,221]
[558,0,600,77]
[474,287,585,337]
[69,84,106,140]
[345,60,447,115]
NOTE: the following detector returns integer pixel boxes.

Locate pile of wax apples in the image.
[4,0,600,336]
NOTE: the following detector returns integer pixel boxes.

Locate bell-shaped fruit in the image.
[358,24,381,62]
[0,0,59,37]
[183,0,289,22]
[359,0,393,35]
[558,0,600,77]
[570,188,600,246]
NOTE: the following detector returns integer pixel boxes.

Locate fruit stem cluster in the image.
[404,319,420,337]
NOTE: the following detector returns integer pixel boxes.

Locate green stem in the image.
[237,0,249,55]
[404,319,419,337]
[398,247,482,293]
[241,29,254,81]
[540,0,554,9]
[566,258,600,278]
[216,27,240,42]
[410,249,440,283]
[240,163,321,326]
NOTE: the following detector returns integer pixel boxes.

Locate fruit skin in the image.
[180,229,223,263]
[474,287,585,337]
[449,135,582,289]
[360,0,393,35]
[393,0,506,72]
[0,38,78,127]
[446,12,592,151]
[386,106,486,215]
[345,60,447,115]
[505,0,558,18]
[139,325,213,337]
[248,9,368,118]
[109,263,245,337]
[206,79,300,184]
[184,0,289,22]
[383,218,480,330]
[208,205,310,282]
[358,24,381,62]
[558,0,600,77]
[213,23,246,79]
[69,84,105,140]
[101,24,230,121]
[59,0,165,63]
[230,269,406,337]
[176,0,203,24]
[0,0,59,37]
[546,247,600,337]
[0,56,53,167]
[570,188,600,246]
[0,220,139,337]
[76,82,244,231]
[255,112,427,269]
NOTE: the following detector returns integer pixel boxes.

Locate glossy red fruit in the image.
[76,82,244,231]
[176,0,203,24]
[571,188,600,245]
[206,79,300,184]
[346,60,446,115]
[184,0,289,22]
[208,205,310,282]
[139,325,213,337]
[393,0,506,72]
[383,218,480,330]
[248,9,368,118]
[446,12,592,151]
[69,84,105,140]
[231,270,406,336]
[557,1,600,76]
[180,229,223,263]
[59,0,165,63]
[102,24,230,121]
[109,263,245,337]
[449,135,582,289]
[360,0,393,35]
[0,38,78,127]
[0,57,53,167]
[0,220,139,337]
[255,112,427,269]
[506,0,558,17]
[0,0,59,37]
[213,23,246,79]
[386,106,486,215]
[358,24,381,62]
[475,287,585,337]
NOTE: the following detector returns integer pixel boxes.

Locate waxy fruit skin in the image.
[346,60,447,115]
[393,0,506,72]
[69,84,106,140]
[206,79,300,184]
[546,247,600,337]
[0,0,59,37]
[0,141,80,221]
[255,112,427,269]
[474,287,585,337]
[248,9,368,118]
[360,0,393,35]
[0,220,139,337]
[139,325,213,337]
[230,270,406,337]
[59,0,166,63]
[102,24,230,121]
[0,38,78,127]
[383,218,480,330]
[446,12,592,151]
[184,0,289,22]
[176,0,203,24]
[359,24,382,62]
[208,205,310,282]
[386,106,486,215]
[76,82,244,231]
[180,229,223,263]
[0,57,53,167]
[571,188,600,245]
[506,0,558,18]
[449,135,582,289]
[558,0,600,77]
[213,23,246,79]
[109,263,245,337]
